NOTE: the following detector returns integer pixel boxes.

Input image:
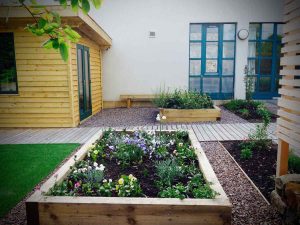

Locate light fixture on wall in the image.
[237,29,249,40]
[149,31,156,38]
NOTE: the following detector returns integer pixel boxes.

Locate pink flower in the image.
[74,182,81,189]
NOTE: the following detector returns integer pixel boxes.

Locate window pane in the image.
[262,24,274,40]
[248,42,259,57]
[222,77,234,93]
[189,77,201,92]
[206,60,218,73]
[190,43,201,58]
[206,42,218,58]
[223,42,235,58]
[190,24,202,40]
[248,59,258,75]
[277,24,283,41]
[259,77,271,92]
[190,60,201,75]
[223,24,235,40]
[249,24,260,40]
[206,25,218,41]
[261,41,273,57]
[0,33,17,93]
[222,60,234,75]
[260,58,272,75]
[203,77,219,93]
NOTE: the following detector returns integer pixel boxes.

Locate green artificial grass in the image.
[0,143,80,217]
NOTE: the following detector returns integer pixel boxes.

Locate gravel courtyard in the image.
[80,106,247,127]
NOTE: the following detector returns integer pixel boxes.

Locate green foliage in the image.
[155,145,169,159]
[155,159,184,187]
[158,183,187,199]
[288,153,300,174]
[97,179,114,197]
[18,0,102,61]
[257,104,271,127]
[240,147,253,159]
[153,89,214,109]
[175,143,197,163]
[238,108,250,118]
[114,144,144,167]
[244,73,255,101]
[191,184,216,199]
[248,124,270,151]
[116,175,142,197]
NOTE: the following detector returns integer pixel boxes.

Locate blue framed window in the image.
[0,32,18,94]
[247,23,283,99]
[189,23,236,100]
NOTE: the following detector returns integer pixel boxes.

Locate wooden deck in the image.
[0,123,277,144]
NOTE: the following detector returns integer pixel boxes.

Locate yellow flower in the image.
[118,178,124,185]
[128,174,134,180]
[116,185,119,191]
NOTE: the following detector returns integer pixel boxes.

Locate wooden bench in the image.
[120,95,156,108]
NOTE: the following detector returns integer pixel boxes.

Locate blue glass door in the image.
[248,23,283,99]
[189,23,236,99]
[77,44,92,121]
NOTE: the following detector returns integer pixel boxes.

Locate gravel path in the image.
[80,106,247,127]
[201,142,282,225]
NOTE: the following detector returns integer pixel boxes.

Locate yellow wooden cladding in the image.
[276,0,300,176]
[0,29,103,127]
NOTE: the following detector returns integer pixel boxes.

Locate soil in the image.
[228,109,278,123]
[221,141,277,201]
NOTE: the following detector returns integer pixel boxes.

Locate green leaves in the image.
[92,0,103,9]
[59,42,69,62]
[20,0,103,61]
[64,26,81,42]
[71,0,79,12]
[81,0,90,14]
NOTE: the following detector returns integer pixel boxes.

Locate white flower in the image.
[162,116,166,120]
[109,179,112,183]
[93,162,98,167]
[103,179,107,183]
[78,169,82,173]
[99,164,105,171]
[95,167,101,171]
[88,166,92,170]
[87,152,90,157]
[178,143,183,147]
[156,114,161,121]
[73,170,78,173]
[82,168,87,173]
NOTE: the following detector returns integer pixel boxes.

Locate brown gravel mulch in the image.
[79,106,247,127]
[221,141,277,201]
[201,142,282,225]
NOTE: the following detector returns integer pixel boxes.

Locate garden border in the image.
[218,141,270,205]
[26,129,231,225]
[159,106,221,123]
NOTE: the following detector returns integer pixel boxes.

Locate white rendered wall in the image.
[90,0,283,101]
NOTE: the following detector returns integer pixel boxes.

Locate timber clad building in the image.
[0,6,112,127]
[0,0,283,127]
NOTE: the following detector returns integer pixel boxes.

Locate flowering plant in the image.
[116,174,142,197]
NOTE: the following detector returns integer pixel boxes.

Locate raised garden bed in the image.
[220,141,277,201]
[26,129,231,225]
[159,106,221,122]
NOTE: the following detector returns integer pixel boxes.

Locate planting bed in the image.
[221,141,277,201]
[159,106,221,123]
[26,129,231,225]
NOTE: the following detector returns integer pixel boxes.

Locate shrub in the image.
[191,184,216,199]
[288,153,300,174]
[153,89,214,109]
[257,104,271,126]
[238,108,250,118]
[240,147,253,159]
[155,159,184,187]
[248,124,271,151]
